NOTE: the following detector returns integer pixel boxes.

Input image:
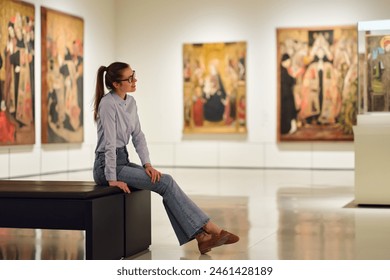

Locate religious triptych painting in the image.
[41,7,84,143]
[0,0,35,145]
[183,41,247,134]
[277,26,358,141]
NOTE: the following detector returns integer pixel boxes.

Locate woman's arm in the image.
[99,97,118,182]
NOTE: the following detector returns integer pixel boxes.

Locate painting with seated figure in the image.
[183,41,247,134]
[277,26,358,141]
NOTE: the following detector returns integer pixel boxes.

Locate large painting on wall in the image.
[277,26,358,141]
[41,7,83,143]
[183,41,247,134]
[0,0,35,145]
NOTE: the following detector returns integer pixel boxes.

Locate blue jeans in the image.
[93,147,210,245]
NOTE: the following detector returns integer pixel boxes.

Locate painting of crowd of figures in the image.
[41,7,84,143]
[277,26,358,141]
[0,0,35,145]
[183,41,247,134]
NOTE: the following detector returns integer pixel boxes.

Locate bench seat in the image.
[0,180,151,260]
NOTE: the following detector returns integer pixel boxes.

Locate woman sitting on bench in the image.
[92,62,239,254]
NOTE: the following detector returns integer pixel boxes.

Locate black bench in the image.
[0,180,151,260]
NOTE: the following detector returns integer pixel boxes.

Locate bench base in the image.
[0,181,151,260]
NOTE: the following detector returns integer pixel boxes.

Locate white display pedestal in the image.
[353,114,390,205]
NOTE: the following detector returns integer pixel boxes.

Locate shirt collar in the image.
[110,91,127,105]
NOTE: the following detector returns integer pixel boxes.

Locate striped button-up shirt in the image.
[95,92,150,181]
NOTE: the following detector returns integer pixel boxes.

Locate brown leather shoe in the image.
[198,232,229,254]
[220,230,239,244]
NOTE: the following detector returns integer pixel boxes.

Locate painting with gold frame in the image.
[41,7,84,143]
[277,26,358,141]
[183,41,247,134]
[0,0,35,145]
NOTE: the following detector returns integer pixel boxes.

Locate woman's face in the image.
[117,67,137,93]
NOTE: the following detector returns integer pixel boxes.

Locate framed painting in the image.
[41,7,83,143]
[0,0,35,145]
[363,34,390,112]
[183,41,247,134]
[277,26,358,141]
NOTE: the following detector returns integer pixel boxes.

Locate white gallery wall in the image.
[1,0,389,178]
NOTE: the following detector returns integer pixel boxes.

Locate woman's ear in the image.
[112,81,120,89]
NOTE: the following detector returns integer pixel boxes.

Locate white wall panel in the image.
[41,145,68,173]
[311,170,355,188]
[0,149,9,178]
[148,143,175,166]
[312,143,355,169]
[175,142,219,167]
[265,143,312,168]
[172,168,220,196]
[68,144,94,170]
[9,147,40,177]
[219,142,264,167]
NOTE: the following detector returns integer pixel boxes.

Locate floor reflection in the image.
[41,230,84,260]
[277,187,356,260]
[182,195,249,260]
[0,229,84,260]
[0,228,35,259]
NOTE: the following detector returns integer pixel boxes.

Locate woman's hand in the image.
[144,164,161,183]
[108,180,131,193]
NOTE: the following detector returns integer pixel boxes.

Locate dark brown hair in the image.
[93,62,129,121]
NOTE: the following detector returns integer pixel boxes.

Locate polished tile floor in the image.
[1,168,390,260]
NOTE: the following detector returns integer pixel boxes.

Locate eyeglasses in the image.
[118,70,136,83]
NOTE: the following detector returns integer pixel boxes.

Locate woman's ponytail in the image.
[93,66,107,121]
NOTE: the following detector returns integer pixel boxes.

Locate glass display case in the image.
[358,19,390,114]
[354,19,390,205]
